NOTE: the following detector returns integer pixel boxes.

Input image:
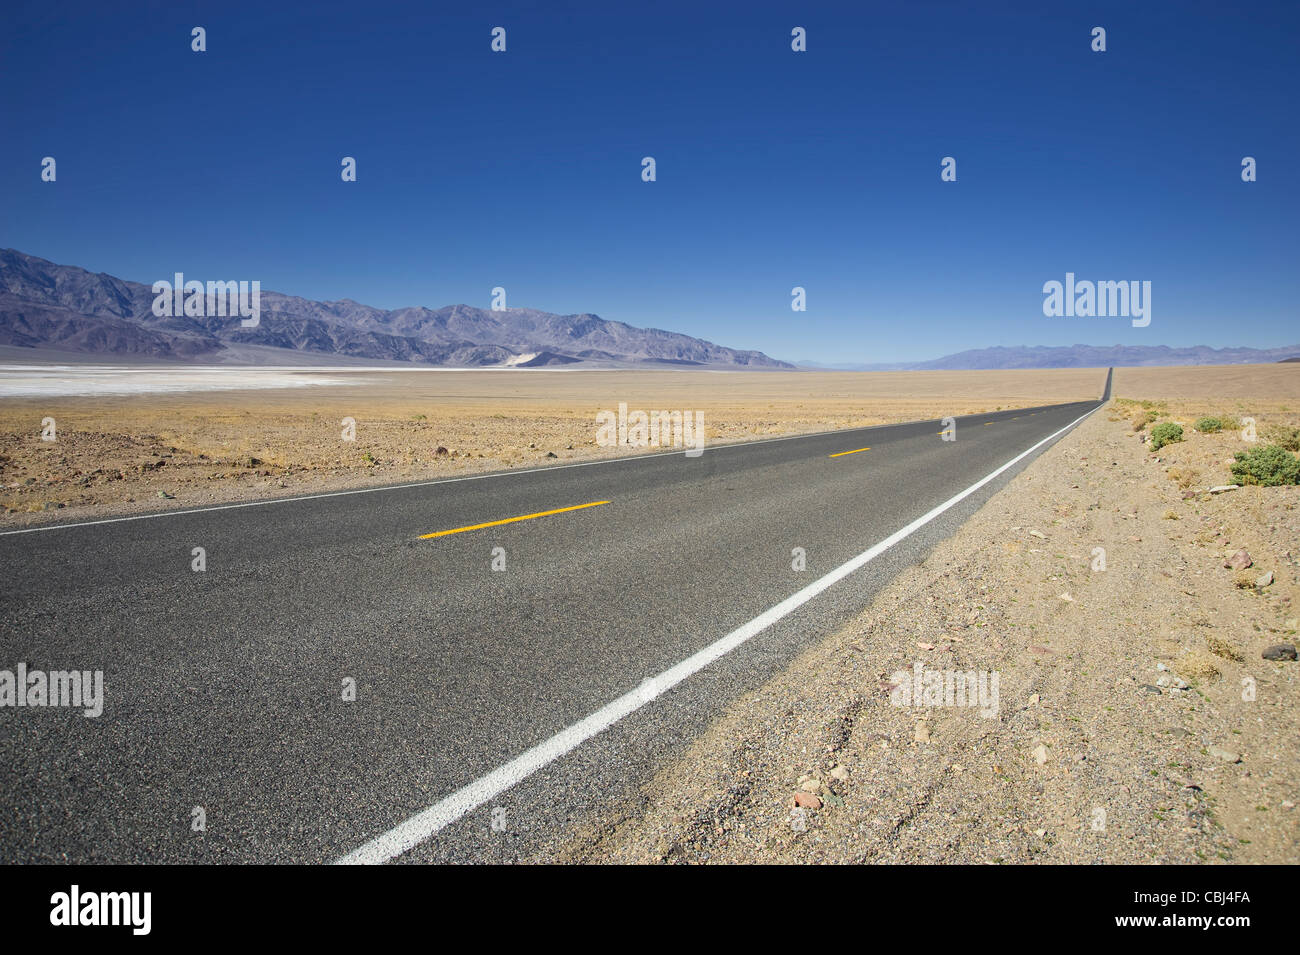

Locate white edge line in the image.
[333,401,1102,864]
[0,399,1097,538]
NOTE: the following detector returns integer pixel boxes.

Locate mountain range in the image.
[0,249,792,368]
[3,250,1296,371]
[797,342,1300,371]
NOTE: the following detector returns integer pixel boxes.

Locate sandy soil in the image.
[1113,363,1300,405]
[548,370,1300,864]
[0,367,1106,528]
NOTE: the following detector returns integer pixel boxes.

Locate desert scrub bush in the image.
[1194,416,1224,433]
[1168,467,1200,489]
[1148,422,1184,451]
[1262,424,1300,451]
[1131,414,1149,431]
[1230,444,1300,486]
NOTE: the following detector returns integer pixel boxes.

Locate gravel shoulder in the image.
[552,402,1300,864]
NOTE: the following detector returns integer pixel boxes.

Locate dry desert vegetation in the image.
[0,366,1106,527]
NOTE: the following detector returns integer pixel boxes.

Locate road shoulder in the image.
[551,405,1299,863]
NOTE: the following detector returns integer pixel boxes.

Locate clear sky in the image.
[3,0,1297,364]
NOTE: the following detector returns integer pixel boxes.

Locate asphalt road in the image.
[0,370,1110,863]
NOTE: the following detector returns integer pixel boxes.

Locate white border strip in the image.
[334,402,1101,864]
[0,400,1091,538]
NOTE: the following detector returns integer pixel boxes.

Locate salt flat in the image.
[0,365,361,398]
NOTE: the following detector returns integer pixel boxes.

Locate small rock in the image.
[546,451,558,458]
[1032,744,1048,765]
[791,792,822,810]
[1209,746,1241,764]
[1058,593,1074,602]
[1029,529,1047,539]
[1208,484,1240,494]
[1261,644,1297,662]
[1224,549,1253,570]
[830,765,849,782]
[1256,571,1274,588]
[914,722,931,744]
[1027,693,1040,706]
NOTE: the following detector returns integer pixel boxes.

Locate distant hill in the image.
[0,249,793,369]
[798,343,1300,371]
[913,344,1300,369]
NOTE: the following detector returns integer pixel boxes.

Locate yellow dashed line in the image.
[829,446,871,458]
[419,500,610,539]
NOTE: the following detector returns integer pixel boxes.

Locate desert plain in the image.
[2,363,1297,529]
[1,365,1117,525]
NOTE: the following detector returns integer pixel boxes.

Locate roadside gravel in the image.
[554,405,1299,863]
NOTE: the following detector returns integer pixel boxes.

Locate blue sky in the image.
[3,1,1297,364]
